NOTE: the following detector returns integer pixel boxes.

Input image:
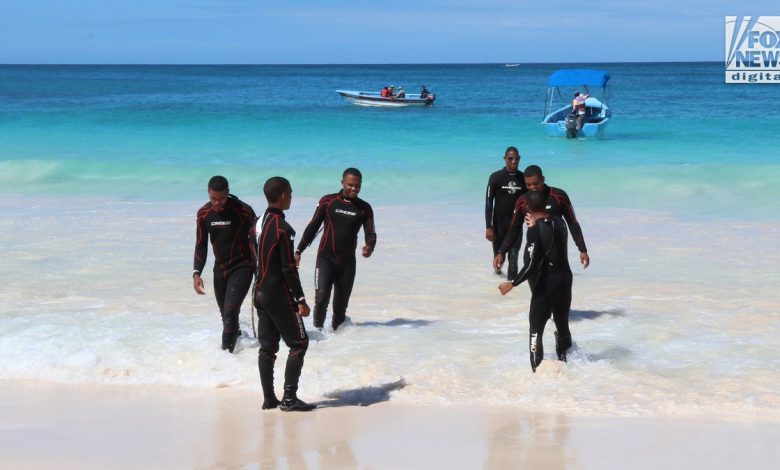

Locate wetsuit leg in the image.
[213,269,227,320]
[496,225,522,281]
[331,259,356,331]
[256,306,281,403]
[219,266,252,353]
[527,276,553,372]
[549,271,573,360]
[313,257,337,329]
[258,292,310,397]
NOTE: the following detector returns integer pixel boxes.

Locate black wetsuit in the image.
[511,216,573,371]
[499,185,587,287]
[254,208,308,401]
[297,191,377,330]
[485,168,527,279]
[194,195,257,350]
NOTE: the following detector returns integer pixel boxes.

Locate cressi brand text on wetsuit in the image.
[254,208,308,400]
[297,191,377,330]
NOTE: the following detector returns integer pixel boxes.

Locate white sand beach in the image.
[2,381,778,469]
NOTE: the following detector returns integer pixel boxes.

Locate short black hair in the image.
[526,190,547,213]
[524,165,544,178]
[343,167,362,179]
[208,175,229,192]
[263,176,291,203]
[505,146,519,157]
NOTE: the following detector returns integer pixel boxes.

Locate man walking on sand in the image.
[254,176,315,412]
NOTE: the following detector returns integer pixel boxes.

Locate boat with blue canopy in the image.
[542,69,611,138]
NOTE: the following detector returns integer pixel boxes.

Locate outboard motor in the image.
[565,113,577,139]
[425,93,435,105]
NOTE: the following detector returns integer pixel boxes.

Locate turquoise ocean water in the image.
[1,63,778,218]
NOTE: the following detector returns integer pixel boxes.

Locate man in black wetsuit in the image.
[493,164,590,277]
[485,146,527,279]
[499,190,573,372]
[254,177,315,412]
[294,168,377,331]
[193,175,257,353]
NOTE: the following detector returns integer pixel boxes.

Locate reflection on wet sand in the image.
[486,412,575,469]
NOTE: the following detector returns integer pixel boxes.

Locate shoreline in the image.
[2,380,778,469]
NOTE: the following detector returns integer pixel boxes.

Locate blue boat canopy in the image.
[547,69,610,88]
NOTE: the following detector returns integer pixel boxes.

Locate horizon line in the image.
[0,60,722,66]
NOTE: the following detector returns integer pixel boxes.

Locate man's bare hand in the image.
[498,282,514,296]
[493,254,504,273]
[193,274,206,295]
[298,302,310,317]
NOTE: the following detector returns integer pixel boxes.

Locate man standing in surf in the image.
[294,168,377,331]
[193,175,258,353]
[485,146,527,279]
[499,190,574,372]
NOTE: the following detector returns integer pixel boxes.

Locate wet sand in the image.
[2,381,777,469]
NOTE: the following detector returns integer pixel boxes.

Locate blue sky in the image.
[0,1,765,63]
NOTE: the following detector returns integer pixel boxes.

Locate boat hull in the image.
[542,103,611,138]
[336,90,434,107]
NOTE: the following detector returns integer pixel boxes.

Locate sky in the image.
[0,1,768,64]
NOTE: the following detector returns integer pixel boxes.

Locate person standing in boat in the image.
[485,147,527,279]
[572,88,590,132]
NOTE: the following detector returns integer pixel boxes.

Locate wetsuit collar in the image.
[338,190,356,202]
[266,207,285,217]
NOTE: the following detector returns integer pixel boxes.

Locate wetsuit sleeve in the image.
[245,206,259,267]
[485,173,497,229]
[558,190,588,253]
[279,226,306,302]
[511,227,542,286]
[363,203,377,251]
[499,197,526,255]
[296,197,328,253]
[193,211,208,275]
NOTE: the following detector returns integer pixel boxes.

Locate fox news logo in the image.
[725,16,780,83]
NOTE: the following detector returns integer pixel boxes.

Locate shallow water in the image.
[0,64,778,419]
